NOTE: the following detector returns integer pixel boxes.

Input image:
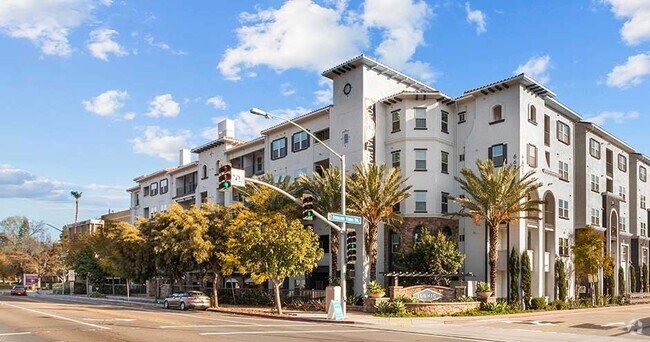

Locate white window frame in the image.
[527,144,537,168]
[641,195,647,209]
[641,166,648,182]
[414,108,426,129]
[591,208,600,226]
[590,139,601,159]
[415,149,427,171]
[558,161,569,181]
[618,154,627,172]
[591,174,600,192]
[441,110,449,133]
[414,191,427,212]
[559,199,569,219]
[391,150,401,168]
[642,222,648,237]
[291,131,310,152]
[619,185,626,201]
[557,121,570,145]
[620,215,627,232]
[441,151,449,174]
[391,110,401,132]
[271,137,287,160]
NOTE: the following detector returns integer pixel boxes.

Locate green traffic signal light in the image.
[224,181,230,188]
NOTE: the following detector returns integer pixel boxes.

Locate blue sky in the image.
[1,0,649,235]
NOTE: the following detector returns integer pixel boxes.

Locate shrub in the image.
[374,300,407,316]
[555,259,567,301]
[643,264,649,292]
[529,297,546,310]
[479,300,512,313]
[521,251,532,308]
[509,247,520,305]
[549,300,568,310]
[88,291,106,298]
[455,295,475,302]
[476,281,490,293]
[367,280,384,294]
[619,267,626,296]
[630,265,637,293]
[347,294,363,306]
[394,295,416,303]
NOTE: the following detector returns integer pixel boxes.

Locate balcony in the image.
[317,253,331,267]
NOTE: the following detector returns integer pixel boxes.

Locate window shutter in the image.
[503,144,508,164]
[488,146,493,160]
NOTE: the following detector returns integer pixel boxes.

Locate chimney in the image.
[179,148,191,166]
[218,119,235,139]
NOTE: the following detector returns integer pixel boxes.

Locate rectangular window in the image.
[415,149,427,171]
[441,192,449,213]
[160,179,169,194]
[458,111,466,123]
[314,128,329,142]
[489,144,506,167]
[642,166,648,182]
[459,153,465,162]
[271,137,287,160]
[591,174,600,192]
[441,110,449,133]
[590,139,601,159]
[559,199,569,219]
[618,154,627,172]
[558,237,569,257]
[143,207,150,219]
[620,216,627,231]
[143,186,149,197]
[256,155,264,173]
[391,150,401,168]
[291,131,310,152]
[591,208,601,226]
[643,247,649,262]
[150,182,158,196]
[415,191,427,212]
[619,186,627,201]
[527,144,538,168]
[441,151,449,174]
[318,235,330,253]
[642,222,648,237]
[642,195,647,209]
[557,121,570,145]
[391,110,401,132]
[544,115,550,146]
[558,161,569,181]
[415,108,426,129]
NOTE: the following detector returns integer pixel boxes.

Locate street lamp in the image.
[249,107,348,317]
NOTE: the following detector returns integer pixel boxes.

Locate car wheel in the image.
[180,302,186,311]
[164,301,169,309]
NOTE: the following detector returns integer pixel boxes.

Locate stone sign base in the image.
[405,302,480,315]
[363,297,389,313]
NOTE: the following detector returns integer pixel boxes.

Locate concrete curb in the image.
[207,308,356,324]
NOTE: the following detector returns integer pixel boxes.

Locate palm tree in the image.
[70,191,82,234]
[346,164,411,281]
[449,159,542,295]
[296,166,342,277]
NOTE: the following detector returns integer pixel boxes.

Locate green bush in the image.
[367,280,384,294]
[479,300,513,313]
[555,259,567,301]
[630,265,637,293]
[529,297,546,310]
[548,300,568,310]
[394,295,416,303]
[88,291,106,298]
[521,251,532,308]
[509,247,520,304]
[455,295,475,302]
[476,281,490,293]
[619,267,626,296]
[374,300,407,316]
[347,294,363,306]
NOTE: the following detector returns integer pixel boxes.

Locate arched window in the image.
[202,165,208,179]
[529,105,537,123]
[492,105,503,122]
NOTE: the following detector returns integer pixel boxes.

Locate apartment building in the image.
[127,54,649,299]
[63,219,104,241]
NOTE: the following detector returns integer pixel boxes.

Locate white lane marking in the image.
[0,332,32,336]
[602,322,626,327]
[200,329,380,336]
[83,318,136,322]
[0,301,111,330]
[160,324,318,328]
[530,320,554,326]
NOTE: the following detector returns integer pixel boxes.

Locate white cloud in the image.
[82,90,129,117]
[217,0,367,81]
[465,2,487,34]
[281,83,296,96]
[584,111,639,125]
[314,79,333,105]
[202,107,309,141]
[602,0,650,45]
[131,126,190,161]
[363,0,436,82]
[146,94,181,118]
[514,55,551,84]
[606,52,650,88]
[123,112,136,121]
[87,28,128,61]
[206,96,227,110]
[0,0,111,57]
[144,35,188,55]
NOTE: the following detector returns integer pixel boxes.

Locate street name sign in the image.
[327,213,362,225]
[231,168,245,187]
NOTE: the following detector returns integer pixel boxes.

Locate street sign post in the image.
[327,213,362,225]
[231,168,245,187]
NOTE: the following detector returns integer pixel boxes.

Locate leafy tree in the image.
[555,259,567,301]
[239,174,301,219]
[618,266,625,296]
[231,211,323,315]
[630,265,637,293]
[449,159,542,295]
[397,229,464,284]
[105,221,156,290]
[521,250,532,309]
[573,226,606,302]
[70,191,83,233]
[641,263,650,292]
[346,164,411,280]
[200,203,247,307]
[509,247,520,305]
[66,235,108,289]
[297,166,342,278]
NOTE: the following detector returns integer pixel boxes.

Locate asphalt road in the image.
[1,292,649,341]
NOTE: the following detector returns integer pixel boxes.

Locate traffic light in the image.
[346,230,357,264]
[218,163,232,191]
[302,193,314,220]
